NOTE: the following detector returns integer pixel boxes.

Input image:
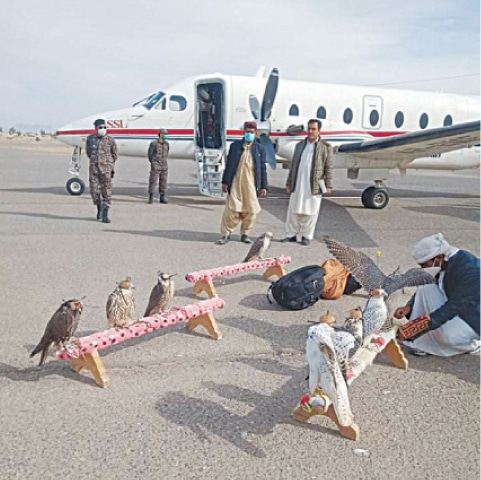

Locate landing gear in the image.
[66,146,86,196]
[66,177,85,196]
[361,182,390,209]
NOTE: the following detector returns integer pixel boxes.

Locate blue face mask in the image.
[162,135,169,141]
[244,132,255,143]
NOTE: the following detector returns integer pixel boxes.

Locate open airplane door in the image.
[194,79,226,198]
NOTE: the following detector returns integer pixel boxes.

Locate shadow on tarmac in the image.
[156,357,339,458]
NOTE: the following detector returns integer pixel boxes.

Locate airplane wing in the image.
[336,120,480,160]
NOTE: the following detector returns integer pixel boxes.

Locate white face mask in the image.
[423,266,441,277]
[97,127,107,137]
[422,258,442,277]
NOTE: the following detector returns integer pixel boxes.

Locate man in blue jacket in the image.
[396,233,480,356]
[217,121,268,245]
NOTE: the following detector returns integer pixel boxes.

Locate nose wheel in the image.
[361,186,389,209]
[66,177,85,196]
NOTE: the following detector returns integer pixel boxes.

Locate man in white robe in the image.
[282,119,333,246]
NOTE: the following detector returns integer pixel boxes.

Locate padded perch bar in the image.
[185,256,291,298]
[53,297,226,387]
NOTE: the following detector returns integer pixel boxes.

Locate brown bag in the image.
[320,259,350,300]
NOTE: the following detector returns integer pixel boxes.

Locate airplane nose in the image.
[55,123,78,146]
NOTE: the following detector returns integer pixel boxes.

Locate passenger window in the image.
[369,110,379,127]
[394,111,404,128]
[289,104,299,116]
[343,108,353,125]
[316,106,327,119]
[169,95,187,111]
[443,115,453,127]
[419,113,429,129]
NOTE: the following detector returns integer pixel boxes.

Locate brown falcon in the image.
[144,272,176,317]
[323,237,434,297]
[30,299,84,367]
[242,232,273,262]
[323,237,435,333]
[106,277,136,328]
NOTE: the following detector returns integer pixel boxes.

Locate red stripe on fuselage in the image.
[56,128,407,138]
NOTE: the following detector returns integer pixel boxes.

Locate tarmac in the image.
[0,138,479,479]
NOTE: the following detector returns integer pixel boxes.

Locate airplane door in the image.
[194,80,226,198]
[362,95,383,129]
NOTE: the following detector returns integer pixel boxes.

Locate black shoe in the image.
[281,236,297,243]
[300,237,310,246]
[216,235,230,245]
[102,209,111,224]
[96,203,102,221]
[148,195,153,204]
[159,197,168,204]
[241,234,252,244]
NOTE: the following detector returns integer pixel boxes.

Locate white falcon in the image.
[306,322,362,426]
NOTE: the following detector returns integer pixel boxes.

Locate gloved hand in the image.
[111,170,115,178]
[397,314,431,341]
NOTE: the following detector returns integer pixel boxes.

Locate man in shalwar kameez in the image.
[217,121,268,245]
[396,233,480,356]
[282,119,333,246]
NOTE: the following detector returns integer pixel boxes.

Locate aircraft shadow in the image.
[0,210,97,222]
[103,228,221,243]
[404,204,480,223]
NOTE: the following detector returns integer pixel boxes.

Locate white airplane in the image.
[55,67,480,209]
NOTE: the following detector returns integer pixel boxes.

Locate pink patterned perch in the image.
[185,255,291,298]
[53,297,225,388]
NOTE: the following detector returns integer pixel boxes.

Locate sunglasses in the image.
[97,126,107,129]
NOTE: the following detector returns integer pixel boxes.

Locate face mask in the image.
[97,127,107,137]
[162,135,169,141]
[244,132,255,143]
[423,266,441,277]
[422,258,442,277]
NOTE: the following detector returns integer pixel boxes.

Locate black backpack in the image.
[267,265,325,310]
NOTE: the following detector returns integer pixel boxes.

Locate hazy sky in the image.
[0,0,479,130]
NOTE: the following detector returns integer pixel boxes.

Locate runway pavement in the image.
[0,141,479,479]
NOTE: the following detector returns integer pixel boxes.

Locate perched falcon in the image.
[306,323,356,426]
[242,232,273,262]
[106,277,135,328]
[361,288,389,345]
[144,272,176,317]
[30,299,83,367]
[323,237,435,296]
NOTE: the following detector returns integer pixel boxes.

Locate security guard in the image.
[147,128,170,204]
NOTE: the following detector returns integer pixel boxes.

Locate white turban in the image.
[412,233,453,264]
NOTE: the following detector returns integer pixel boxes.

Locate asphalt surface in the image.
[0,139,479,479]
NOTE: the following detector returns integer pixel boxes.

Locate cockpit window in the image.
[169,95,187,111]
[132,91,165,110]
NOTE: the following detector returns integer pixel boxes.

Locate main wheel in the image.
[361,187,389,209]
[66,178,85,196]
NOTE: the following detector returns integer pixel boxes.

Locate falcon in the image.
[106,277,135,328]
[30,299,83,367]
[306,323,356,427]
[323,237,435,297]
[242,232,273,262]
[144,272,176,317]
[360,287,389,345]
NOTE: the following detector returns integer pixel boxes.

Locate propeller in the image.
[249,68,279,170]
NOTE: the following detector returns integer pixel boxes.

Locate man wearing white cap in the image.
[395,233,480,356]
